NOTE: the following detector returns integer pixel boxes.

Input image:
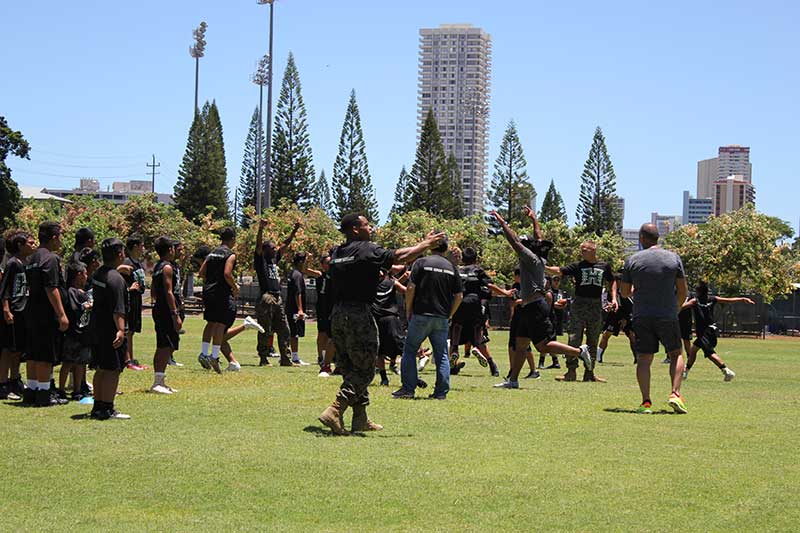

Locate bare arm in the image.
[681,298,697,310]
[523,206,543,241]
[405,283,416,321]
[449,292,463,319]
[490,211,528,258]
[620,281,633,298]
[163,264,183,331]
[112,313,126,348]
[393,279,408,294]
[488,283,512,298]
[394,231,444,264]
[198,258,208,280]
[716,296,755,305]
[277,222,302,256]
[46,287,68,332]
[256,219,267,254]
[2,299,13,324]
[224,254,238,295]
[676,277,688,312]
[545,265,562,275]
[608,277,618,308]
[303,267,322,278]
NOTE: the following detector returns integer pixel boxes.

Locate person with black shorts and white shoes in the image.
[285,252,310,366]
[88,238,130,420]
[197,227,241,373]
[149,237,182,394]
[681,280,753,382]
[0,231,35,401]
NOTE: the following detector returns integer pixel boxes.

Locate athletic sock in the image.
[597,348,605,360]
[40,380,51,391]
[201,342,210,356]
[28,379,39,390]
[211,345,221,360]
[720,365,727,371]
[154,372,166,386]
[292,351,300,362]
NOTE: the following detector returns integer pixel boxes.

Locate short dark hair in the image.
[514,268,520,276]
[79,247,99,265]
[100,238,124,263]
[462,247,477,264]
[431,231,449,253]
[191,245,212,266]
[5,231,31,254]
[219,227,236,243]
[38,221,61,245]
[126,234,143,250]
[339,213,362,234]
[695,280,709,298]
[65,261,87,287]
[293,251,307,265]
[74,227,95,248]
[154,236,173,258]
[639,223,660,245]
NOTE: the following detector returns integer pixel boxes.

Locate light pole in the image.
[189,21,208,116]
[251,55,270,216]
[257,0,276,210]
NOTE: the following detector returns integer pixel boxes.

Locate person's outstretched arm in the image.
[393,230,445,264]
[277,222,302,256]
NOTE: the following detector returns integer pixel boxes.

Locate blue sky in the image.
[2,1,798,231]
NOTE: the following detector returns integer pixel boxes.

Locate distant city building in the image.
[40,179,173,205]
[418,24,492,215]
[614,196,625,227]
[19,186,72,204]
[622,228,640,255]
[696,157,719,199]
[697,145,752,199]
[713,175,755,216]
[651,212,682,237]
[682,190,713,225]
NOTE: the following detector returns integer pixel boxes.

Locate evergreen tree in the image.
[270,52,315,208]
[408,109,454,216]
[331,90,379,223]
[539,179,567,224]
[576,126,621,234]
[391,166,411,216]
[312,169,332,216]
[489,120,534,225]
[174,100,230,222]
[237,107,266,226]
[442,152,464,219]
[0,116,29,230]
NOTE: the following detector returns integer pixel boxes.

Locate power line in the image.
[147,155,161,193]
[17,160,144,169]
[30,148,147,160]
[12,170,146,179]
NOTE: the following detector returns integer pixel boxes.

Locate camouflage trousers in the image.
[256,292,292,361]
[567,296,603,370]
[331,302,379,408]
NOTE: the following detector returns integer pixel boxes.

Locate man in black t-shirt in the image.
[393,236,463,400]
[88,238,130,420]
[24,222,69,407]
[285,252,310,366]
[317,214,444,435]
[121,235,147,371]
[305,254,336,376]
[546,240,615,382]
[254,219,300,366]
[149,237,182,394]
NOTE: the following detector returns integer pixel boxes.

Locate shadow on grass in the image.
[603,407,676,415]
[70,413,94,420]
[303,425,366,438]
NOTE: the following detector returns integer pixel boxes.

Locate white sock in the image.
[292,351,299,362]
[201,342,210,356]
[154,372,166,386]
[321,350,326,359]
[211,345,221,360]
[40,381,51,391]
[597,348,605,360]
[28,379,38,390]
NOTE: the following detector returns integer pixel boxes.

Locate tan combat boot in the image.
[351,405,383,432]
[319,398,350,435]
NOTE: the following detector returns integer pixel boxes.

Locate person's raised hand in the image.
[488,210,503,223]
[425,230,446,246]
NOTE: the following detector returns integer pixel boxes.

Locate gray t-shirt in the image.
[516,246,546,300]
[622,247,685,319]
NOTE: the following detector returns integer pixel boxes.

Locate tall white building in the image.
[418,24,492,215]
[697,145,752,199]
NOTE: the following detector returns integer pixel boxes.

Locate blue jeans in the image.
[401,314,450,397]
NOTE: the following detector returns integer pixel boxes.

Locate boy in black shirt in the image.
[0,231,35,400]
[121,235,147,371]
[71,227,95,265]
[58,262,92,401]
[681,280,753,381]
[285,252,310,366]
[24,222,69,407]
[304,254,337,376]
[150,237,182,394]
[89,238,130,420]
[596,274,636,364]
[372,269,407,386]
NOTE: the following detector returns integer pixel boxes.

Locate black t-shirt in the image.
[25,247,65,325]
[561,260,614,299]
[254,248,282,295]
[315,272,332,317]
[66,287,91,341]
[410,254,463,317]
[459,264,493,304]
[151,259,180,317]
[619,295,633,318]
[285,269,306,314]
[90,265,127,344]
[693,295,718,334]
[372,277,399,318]
[122,256,145,308]
[329,240,395,305]
[0,256,28,314]
[203,245,235,300]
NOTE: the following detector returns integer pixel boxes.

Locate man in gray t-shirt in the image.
[620,223,688,414]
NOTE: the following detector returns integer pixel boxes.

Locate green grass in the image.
[3,317,799,531]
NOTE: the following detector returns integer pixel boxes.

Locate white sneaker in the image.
[293,359,311,366]
[418,356,430,371]
[165,385,179,393]
[150,384,173,394]
[226,362,242,372]
[471,347,488,367]
[493,380,519,389]
[723,368,736,382]
[109,410,131,420]
[243,316,265,334]
[578,345,593,372]
[318,370,330,378]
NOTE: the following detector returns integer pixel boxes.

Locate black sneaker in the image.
[427,393,446,400]
[389,364,400,376]
[259,355,270,366]
[168,357,184,367]
[50,390,69,405]
[379,377,389,386]
[524,370,542,379]
[55,388,69,401]
[391,388,415,399]
[488,359,500,377]
[35,389,56,407]
[450,361,466,375]
[80,381,92,397]
[0,382,9,400]
[11,377,25,396]
[22,388,36,405]
[416,379,428,389]
[90,409,110,420]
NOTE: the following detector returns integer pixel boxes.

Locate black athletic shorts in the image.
[316,306,332,335]
[632,317,682,355]
[61,335,91,364]
[678,309,693,341]
[452,300,485,347]
[203,296,236,329]
[0,313,27,353]
[288,316,306,338]
[604,310,632,337]
[693,325,718,357]
[91,338,128,371]
[154,313,180,350]
[128,296,143,333]
[514,299,554,347]
[26,322,63,364]
[377,315,404,357]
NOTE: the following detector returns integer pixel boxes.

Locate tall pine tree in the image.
[489,120,534,225]
[312,169,332,216]
[331,90,379,223]
[391,166,411,216]
[271,52,315,208]
[237,107,266,226]
[0,116,29,231]
[576,126,621,234]
[174,100,230,221]
[539,179,567,224]
[407,109,457,217]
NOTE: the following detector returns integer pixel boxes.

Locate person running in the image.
[546,240,615,382]
[88,238,130,420]
[596,274,636,364]
[149,237,182,394]
[673,295,694,365]
[121,235,147,371]
[0,231,35,401]
[317,213,444,435]
[285,251,310,366]
[620,223,688,414]
[491,208,591,390]
[682,281,754,381]
[57,261,93,402]
[449,247,510,378]
[254,219,300,367]
[197,227,241,374]
[506,268,539,379]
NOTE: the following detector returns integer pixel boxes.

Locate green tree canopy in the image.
[576,126,621,235]
[0,116,30,230]
[539,179,567,224]
[489,120,534,226]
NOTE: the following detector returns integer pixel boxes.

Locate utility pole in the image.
[147,154,160,194]
[258,0,276,210]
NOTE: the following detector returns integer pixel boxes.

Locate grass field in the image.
[3,316,799,531]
